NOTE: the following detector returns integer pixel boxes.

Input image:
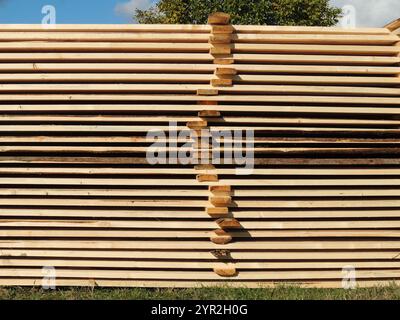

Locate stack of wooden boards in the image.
[0,13,399,288]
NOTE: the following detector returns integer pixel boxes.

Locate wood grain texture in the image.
[0,21,397,288]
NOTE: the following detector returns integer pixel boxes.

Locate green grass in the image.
[1,285,400,300]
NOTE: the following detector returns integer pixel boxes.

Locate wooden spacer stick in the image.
[197,174,218,182]
[210,44,231,55]
[216,218,242,230]
[213,265,237,277]
[194,164,215,170]
[209,34,232,44]
[187,120,207,129]
[211,249,231,259]
[198,110,221,117]
[215,67,237,76]
[211,78,233,87]
[197,88,218,96]
[209,185,231,195]
[211,25,234,34]
[210,196,232,207]
[210,229,232,245]
[197,100,218,105]
[208,12,231,25]
[206,207,229,218]
[214,57,234,65]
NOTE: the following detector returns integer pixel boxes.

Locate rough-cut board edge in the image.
[1,240,400,250]
[1,259,399,270]
[2,268,400,281]
[0,278,397,289]
[0,24,390,35]
[1,64,398,75]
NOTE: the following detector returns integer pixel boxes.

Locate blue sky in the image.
[0,0,157,24]
[0,0,397,26]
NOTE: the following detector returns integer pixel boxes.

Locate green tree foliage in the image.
[135,0,342,26]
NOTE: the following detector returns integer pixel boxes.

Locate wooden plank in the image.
[233,43,400,55]
[0,199,209,208]
[0,178,397,186]
[0,208,398,219]
[0,24,389,35]
[234,74,400,85]
[1,115,400,126]
[1,259,399,270]
[0,73,213,83]
[233,25,391,35]
[385,18,400,32]
[233,54,400,65]
[2,167,391,175]
[1,136,399,144]
[0,278,397,288]
[233,34,399,45]
[0,53,212,62]
[0,83,400,97]
[0,104,399,115]
[0,33,210,42]
[0,63,397,74]
[0,187,395,198]
[234,64,400,75]
[0,42,210,52]
[0,53,397,65]
[0,240,399,250]
[0,63,219,72]
[1,249,399,260]
[1,219,400,229]
[0,24,213,33]
[0,41,400,56]
[233,64,400,75]
[2,268,400,280]
[0,94,398,105]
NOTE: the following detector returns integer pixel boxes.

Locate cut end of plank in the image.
[208,12,231,25]
[213,266,237,277]
[216,218,242,230]
[197,174,218,182]
[206,207,229,218]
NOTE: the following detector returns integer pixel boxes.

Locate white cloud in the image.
[330,0,400,27]
[115,0,154,19]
